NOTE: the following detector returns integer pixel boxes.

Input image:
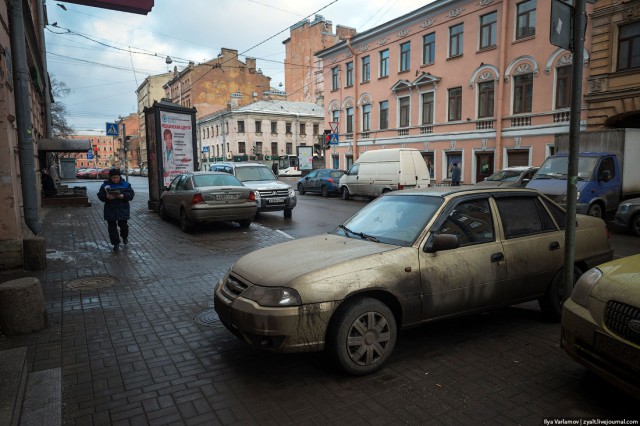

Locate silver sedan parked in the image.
[159,172,257,232]
[614,198,640,237]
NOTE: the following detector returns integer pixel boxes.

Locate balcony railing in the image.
[420,125,433,134]
[510,115,531,127]
[398,129,409,136]
[553,110,570,122]
[476,120,494,130]
[345,133,354,140]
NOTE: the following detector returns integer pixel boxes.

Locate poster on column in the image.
[160,111,194,187]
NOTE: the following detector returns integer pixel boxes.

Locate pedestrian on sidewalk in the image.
[97,168,135,250]
[449,162,461,186]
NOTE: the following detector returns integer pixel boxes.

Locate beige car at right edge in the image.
[215,187,614,375]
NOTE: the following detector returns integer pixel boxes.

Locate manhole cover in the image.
[65,276,116,290]
[193,308,218,326]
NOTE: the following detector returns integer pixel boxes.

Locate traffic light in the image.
[323,129,331,149]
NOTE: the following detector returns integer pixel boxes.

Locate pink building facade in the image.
[315,0,592,184]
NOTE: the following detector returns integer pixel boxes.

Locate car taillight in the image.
[398,184,404,190]
[248,191,256,201]
[327,178,335,183]
[191,193,204,205]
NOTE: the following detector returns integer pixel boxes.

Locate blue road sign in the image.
[87,153,94,160]
[329,134,339,145]
[106,122,119,136]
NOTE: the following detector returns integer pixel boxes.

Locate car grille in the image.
[604,300,640,345]
[221,273,250,300]
[258,189,289,197]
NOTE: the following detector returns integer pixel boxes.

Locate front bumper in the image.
[213,278,335,352]
[561,298,640,398]
[257,196,297,212]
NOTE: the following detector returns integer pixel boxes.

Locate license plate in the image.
[268,197,285,203]
[593,331,640,371]
[215,194,238,200]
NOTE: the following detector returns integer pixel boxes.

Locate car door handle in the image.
[549,241,560,251]
[491,252,504,263]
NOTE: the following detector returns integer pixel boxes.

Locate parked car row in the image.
[75,168,111,179]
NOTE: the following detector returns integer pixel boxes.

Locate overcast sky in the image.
[45,0,430,135]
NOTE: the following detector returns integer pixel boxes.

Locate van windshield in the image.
[532,156,598,181]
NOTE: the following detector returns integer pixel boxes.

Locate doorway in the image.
[475,152,494,183]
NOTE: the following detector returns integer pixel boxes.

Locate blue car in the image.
[296,169,345,197]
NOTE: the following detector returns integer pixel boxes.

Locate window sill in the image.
[447,55,463,61]
[398,70,410,75]
[477,45,497,53]
[378,75,389,80]
[513,34,535,44]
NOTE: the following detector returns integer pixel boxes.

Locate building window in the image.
[239,142,246,154]
[618,22,640,71]
[271,121,277,134]
[446,152,462,179]
[399,97,410,128]
[362,104,371,131]
[255,121,262,133]
[346,107,354,133]
[448,87,462,121]
[513,73,533,114]
[313,124,319,135]
[286,143,292,155]
[556,66,572,109]
[423,33,435,65]
[346,61,354,86]
[299,123,306,135]
[332,110,340,128]
[400,42,411,72]
[286,122,292,134]
[380,49,389,77]
[480,11,497,49]
[362,55,370,82]
[380,101,389,130]
[516,0,536,40]
[271,142,278,156]
[421,92,434,124]
[255,141,262,155]
[449,23,464,58]
[332,66,339,90]
[478,81,495,118]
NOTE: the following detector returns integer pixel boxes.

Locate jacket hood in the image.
[231,234,397,287]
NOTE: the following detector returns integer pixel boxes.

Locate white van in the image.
[339,148,431,199]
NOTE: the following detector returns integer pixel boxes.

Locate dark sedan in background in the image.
[615,198,640,237]
[296,168,345,197]
[159,172,257,232]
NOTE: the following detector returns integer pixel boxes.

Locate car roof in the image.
[499,166,539,172]
[215,162,268,168]
[391,186,542,198]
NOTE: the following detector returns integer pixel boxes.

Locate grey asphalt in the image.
[0,182,637,425]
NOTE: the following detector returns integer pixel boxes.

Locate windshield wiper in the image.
[338,225,380,243]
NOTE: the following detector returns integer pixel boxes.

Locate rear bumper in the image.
[189,204,256,223]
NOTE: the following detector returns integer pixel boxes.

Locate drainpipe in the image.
[345,37,358,161]
[494,0,509,170]
[10,0,41,234]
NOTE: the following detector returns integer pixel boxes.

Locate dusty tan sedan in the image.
[214,187,613,375]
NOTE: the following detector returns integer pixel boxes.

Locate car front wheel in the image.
[341,187,350,200]
[587,203,603,218]
[328,298,397,375]
[297,183,305,195]
[158,202,168,220]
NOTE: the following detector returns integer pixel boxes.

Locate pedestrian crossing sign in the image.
[106,122,119,136]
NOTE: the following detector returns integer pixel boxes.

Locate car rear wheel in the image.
[297,183,305,195]
[180,208,194,233]
[539,266,582,321]
[284,208,292,218]
[238,219,251,228]
[587,203,603,218]
[631,213,640,237]
[158,202,168,221]
[321,185,329,197]
[341,187,350,200]
[328,298,397,375]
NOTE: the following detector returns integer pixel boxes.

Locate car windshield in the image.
[486,170,522,182]
[235,166,277,182]
[193,174,242,187]
[334,194,443,247]
[533,156,598,181]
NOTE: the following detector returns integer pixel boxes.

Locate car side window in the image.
[540,198,567,230]
[308,171,318,178]
[435,198,494,247]
[176,175,189,191]
[496,196,557,239]
[169,175,181,191]
[347,163,360,176]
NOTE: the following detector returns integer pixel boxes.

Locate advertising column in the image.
[160,111,194,188]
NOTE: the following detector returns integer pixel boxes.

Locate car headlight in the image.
[288,187,296,198]
[571,267,603,307]
[619,203,630,212]
[243,285,302,307]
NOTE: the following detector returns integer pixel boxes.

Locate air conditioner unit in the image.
[226,151,232,160]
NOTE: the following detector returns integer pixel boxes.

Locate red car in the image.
[97,168,112,179]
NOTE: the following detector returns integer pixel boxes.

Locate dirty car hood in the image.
[232,234,398,286]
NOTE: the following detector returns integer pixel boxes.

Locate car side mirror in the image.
[425,234,460,253]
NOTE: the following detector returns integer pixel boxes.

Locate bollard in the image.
[0,277,48,335]
[23,237,46,271]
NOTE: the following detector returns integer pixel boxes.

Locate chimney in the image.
[336,25,357,40]
[246,57,256,71]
